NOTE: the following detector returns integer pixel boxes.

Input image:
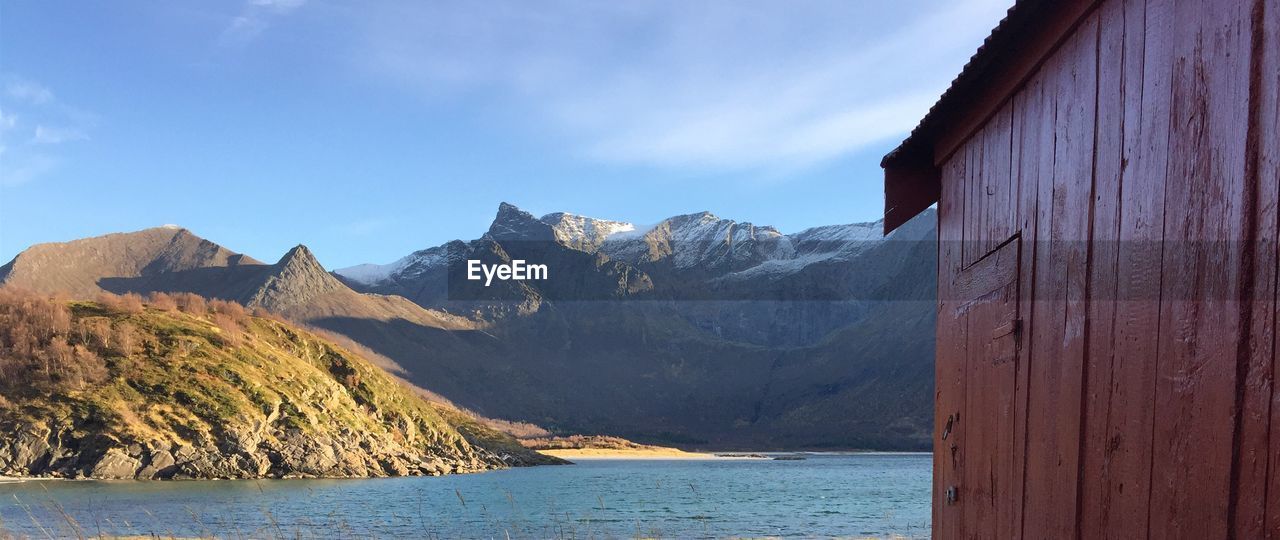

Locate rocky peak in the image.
[539,212,635,253]
[247,245,344,311]
[602,211,791,268]
[486,202,556,243]
[277,245,321,270]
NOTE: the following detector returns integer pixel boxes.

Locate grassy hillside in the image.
[0,289,560,479]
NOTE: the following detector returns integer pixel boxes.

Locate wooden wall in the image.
[931,0,1279,537]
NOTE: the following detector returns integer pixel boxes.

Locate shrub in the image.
[172,293,207,315]
[0,288,109,393]
[211,312,243,346]
[112,321,140,356]
[147,292,179,312]
[95,291,144,314]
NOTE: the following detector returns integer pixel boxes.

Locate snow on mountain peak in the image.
[333,243,457,286]
[540,211,635,252]
[334,262,398,286]
[334,204,912,286]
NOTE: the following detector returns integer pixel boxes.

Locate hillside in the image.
[2,206,938,450]
[0,289,560,480]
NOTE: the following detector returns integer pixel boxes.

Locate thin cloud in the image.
[33,125,88,144]
[0,76,93,187]
[218,0,307,47]
[6,79,54,105]
[250,0,306,9]
[352,0,1012,171]
[1,154,57,187]
[0,108,16,131]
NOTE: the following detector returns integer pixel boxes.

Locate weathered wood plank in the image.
[961,274,993,538]
[1149,0,1255,535]
[963,131,986,267]
[1078,1,1125,535]
[1021,13,1099,538]
[987,106,1016,262]
[1008,84,1035,540]
[1012,56,1055,540]
[957,236,1020,540]
[1240,0,1280,536]
[1093,0,1175,536]
[934,145,969,540]
[1262,0,1280,532]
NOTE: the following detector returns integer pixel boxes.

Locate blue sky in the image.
[0,0,1010,269]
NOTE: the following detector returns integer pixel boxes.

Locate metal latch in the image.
[945,486,959,505]
[992,318,1022,351]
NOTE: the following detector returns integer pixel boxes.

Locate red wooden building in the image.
[882,0,1278,537]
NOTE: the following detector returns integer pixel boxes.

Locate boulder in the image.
[136,448,177,479]
[90,448,141,479]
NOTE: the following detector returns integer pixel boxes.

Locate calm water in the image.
[0,453,930,539]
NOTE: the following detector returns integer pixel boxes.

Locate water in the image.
[0,453,931,539]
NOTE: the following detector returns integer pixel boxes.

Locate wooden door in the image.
[937,237,1021,539]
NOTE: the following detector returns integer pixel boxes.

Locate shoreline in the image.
[1,451,932,480]
[536,448,762,460]
[537,449,932,460]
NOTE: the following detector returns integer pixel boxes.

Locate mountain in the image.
[598,211,793,273]
[333,203,938,449]
[541,211,635,252]
[337,203,931,309]
[0,289,558,479]
[3,204,937,450]
[1,226,475,327]
[0,226,258,297]
[334,203,653,319]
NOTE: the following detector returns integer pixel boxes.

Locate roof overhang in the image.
[880,0,1098,234]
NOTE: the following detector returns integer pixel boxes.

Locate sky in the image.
[0,0,1011,270]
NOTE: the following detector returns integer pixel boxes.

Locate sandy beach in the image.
[537,447,764,460]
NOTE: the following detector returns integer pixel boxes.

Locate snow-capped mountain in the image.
[334,202,905,291]
[598,211,792,270]
[540,211,635,252]
[333,242,458,287]
[327,202,938,449]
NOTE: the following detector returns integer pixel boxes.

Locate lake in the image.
[0,453,931,538]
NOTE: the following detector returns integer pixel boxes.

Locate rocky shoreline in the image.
[0,294,563,481]
[1,418,551,480]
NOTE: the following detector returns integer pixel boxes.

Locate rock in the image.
[223,428,261,455]
[4,424,53,474]
[380,456,409,476]
[136,448,177,479]
[90,448,142,479]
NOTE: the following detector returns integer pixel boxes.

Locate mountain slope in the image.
[0,226,258,297]
[0,290,559,479]
[330,204,938,449]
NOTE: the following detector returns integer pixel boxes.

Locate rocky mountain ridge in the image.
[334,203,899,296]
[2,204,938,450]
